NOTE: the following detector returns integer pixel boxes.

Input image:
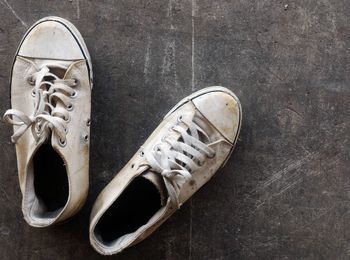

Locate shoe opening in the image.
[26,143,69,220]
[94,176,162,244]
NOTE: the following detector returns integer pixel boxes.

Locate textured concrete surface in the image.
[0,0,349,259]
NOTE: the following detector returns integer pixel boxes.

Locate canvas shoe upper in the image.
[89,86,241,255]
[3,17,92,227]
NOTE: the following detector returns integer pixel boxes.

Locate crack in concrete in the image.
[76,0,80,19]
[0,0,28,28]
[191,0,196,91]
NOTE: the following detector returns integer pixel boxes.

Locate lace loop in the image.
[145,115,215,208]
[3,66,76,144]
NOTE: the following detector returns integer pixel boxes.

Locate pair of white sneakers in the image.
[3,17,242,255]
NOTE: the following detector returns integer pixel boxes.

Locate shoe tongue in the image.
[141,171,168,206]
[33,59,72,70]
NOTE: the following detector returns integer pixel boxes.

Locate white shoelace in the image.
[3,66,77,145]
[144,116,215,208]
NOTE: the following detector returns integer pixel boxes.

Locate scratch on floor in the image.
[271,207,294,223]
[285,107,302,118]
[0,0,27,27]
[266,66,284,82]
[161,35,176,76]
[275,178,303,196]
[250,148,340,213]
[191,0,196,91]
[252,176,304,212]
[251,151,320,194]
[143,33,151,81]
[76,0,80,19]
[161,0,177,87]
[252,160,304,193]
[166,0,174,17]
[290,205,335,235]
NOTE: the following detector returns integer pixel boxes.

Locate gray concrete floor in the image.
[0,0,349,259]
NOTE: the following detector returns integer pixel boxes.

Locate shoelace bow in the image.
[3,66,77,144]
[144,116,215,208]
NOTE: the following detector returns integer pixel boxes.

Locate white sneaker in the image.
[89,86,241,255]
[3,17,92,227]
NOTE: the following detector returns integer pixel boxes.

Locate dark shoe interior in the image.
[33,143,69,212]
[95,177,162,243]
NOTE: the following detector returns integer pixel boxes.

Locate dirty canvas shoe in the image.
[3,17,92,227]
[89,86,241,255]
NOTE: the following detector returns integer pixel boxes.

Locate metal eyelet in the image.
[73,78,79,86]
[71,91,78,98]
[83,134,89,141]
[208,152,216,159]
[31,89,36,97]
[64,128,68,134]
[154,144,161,153]
[177,115,183,123]
[140,150,145,157]
[67,104,74,111]
[27,76,35,85]
[59,139,67,147]
[86,119,91,126]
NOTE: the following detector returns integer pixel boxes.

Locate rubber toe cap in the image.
[18,19,84,60]
[192,89,241,143]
